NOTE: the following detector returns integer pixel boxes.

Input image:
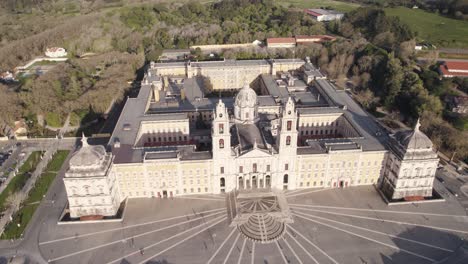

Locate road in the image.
[436,167,468,213]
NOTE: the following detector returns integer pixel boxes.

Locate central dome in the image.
[234,83,258,123]
[235,83,257,108]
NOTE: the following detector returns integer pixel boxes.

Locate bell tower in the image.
[212,99,231,193]
[277,97,298,155]
[212,99,231,158]
[276,97,298,190]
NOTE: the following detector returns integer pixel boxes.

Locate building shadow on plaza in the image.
[380,226,468,264]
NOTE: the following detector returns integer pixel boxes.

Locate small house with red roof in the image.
[439,61,468,78]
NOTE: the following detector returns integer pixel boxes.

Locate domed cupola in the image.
[234,83,258,124]
[67,134,111,176]
[395,119,433,150]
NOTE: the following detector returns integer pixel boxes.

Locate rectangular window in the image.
[285,163,289,171]
[287,120,292,131]
[239,166,243,173]
[219,124,224,134]
[253,163,257,173]
[220,167,224,174]
[267,165,270,172]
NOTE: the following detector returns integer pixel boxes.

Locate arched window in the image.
[220,177,225,187]
[283,174,289,184]
[219,139,224,149]
[219,124,224,134]
[287,121,292,131]
[286,136,291,146]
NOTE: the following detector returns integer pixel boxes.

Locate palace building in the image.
[63,58,439,219]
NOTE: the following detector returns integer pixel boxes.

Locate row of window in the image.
[219,164,287,174]
[300,160,382,170]
[299,129,338,136]
[398,179,431,188]
[298,178,377,187]
[147,135,188,143]
[299,121,339,127]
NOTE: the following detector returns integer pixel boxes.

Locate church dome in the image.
[395,119,433,150]
[69,135,107,168]
[235,83,257,109]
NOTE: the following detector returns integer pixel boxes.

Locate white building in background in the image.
[304,9,344,22]
[45,47,67,58]
[63,58,439,219]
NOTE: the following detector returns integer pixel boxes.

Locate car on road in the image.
[436,176,445,183]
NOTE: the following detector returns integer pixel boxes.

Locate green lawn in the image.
[0,151,43,212]
[277,0,360,12]
[45,112,64,128]
[385,7,468,48]
[1,150,69,240]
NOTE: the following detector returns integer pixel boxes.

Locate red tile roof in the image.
[439,64,468,77]
[304,9,322,17]
[445,61,468,71]
[267,38,296,44]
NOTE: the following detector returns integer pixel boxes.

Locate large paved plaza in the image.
[21,181,467,264]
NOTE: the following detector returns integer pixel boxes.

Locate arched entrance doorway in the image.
[220,177,225,193]
[238,177,244,189]
[266,175,271,188]
[283,174,288,190]
[252,176,257,189]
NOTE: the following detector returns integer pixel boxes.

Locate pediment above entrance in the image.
[238,148,272,158]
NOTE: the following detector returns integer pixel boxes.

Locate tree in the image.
[146,47,162,62]
[381,53,403,108]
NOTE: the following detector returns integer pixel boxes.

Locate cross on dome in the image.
[415,118,421,131]
[81,133,89,148]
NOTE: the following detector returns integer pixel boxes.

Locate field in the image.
[277,0,360,12]
[385,7,468,48]
[0,150,69,240]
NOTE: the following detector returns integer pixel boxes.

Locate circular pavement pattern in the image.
[36,186,468,264]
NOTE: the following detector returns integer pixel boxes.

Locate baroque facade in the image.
[63,58,439,218]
